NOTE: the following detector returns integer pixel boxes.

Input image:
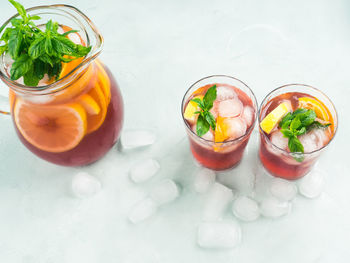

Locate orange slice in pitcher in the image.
[14,99,87,153]
[95,60,111,105]
[85,83,108,134]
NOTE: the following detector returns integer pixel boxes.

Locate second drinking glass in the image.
[181,75,258,171]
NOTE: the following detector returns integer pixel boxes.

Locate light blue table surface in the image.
[0,0,349,262]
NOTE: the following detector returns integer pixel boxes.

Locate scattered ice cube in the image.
[270,130,288,151]
[260,197,291,218]
[224,117,247,140]
[218,99,243,118]
[216,86,237,101]
[121,130,156,149]
[197,221,241,249]
[128,198,158,224]
[269,178,297,201]
[242,106,255,127]
[194,168,216,193]
[150,179,180,205]
[298,129,326,153]
[232,196,260,222]
[298,169,325,198]
[71,172,101,198]
[129,159,160,183]
[203,182,234,221]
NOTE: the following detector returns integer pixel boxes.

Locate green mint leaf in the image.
[29,15,40,21]
[10,54,33,80]
[62,30,79,37]
[0,28,13,42]
[292,108,308,116]
[28,36,45,58]
[288,136,304,153]
[0,45,8,56]
[10,18,22,27]
[279,112,293,128]
[203,85,217,110]
[280,129,294,138]
[290,116,301,131]
[9,0,27,22]
[191,98,205,109]
[299,109,316,126]
[196,114,210,137]
[33,59,47,80]
[295,126,306,136]
[8,28,23,59]
[205,112,216,131]
[23,67,40,86]
[44,37,55,56]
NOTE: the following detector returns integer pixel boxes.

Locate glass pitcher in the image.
[0,4,124,166]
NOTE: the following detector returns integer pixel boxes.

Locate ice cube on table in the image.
[218,99,243,118]
[150,179,180,205]
[71,172,101,198]
[197,221,241,249]
[223,117,247,140]
[269,178,297,201]
[298,170,325,198]
[128,198,158,224]
[129,159,160,183]
[260,197,291,218]
[203,182,234,221]
[194,168,216,193]
[270,130,288,151]
[216,86,237,101]
[121,130,156,149]
[232,196,260,222]
[242,106,255,127]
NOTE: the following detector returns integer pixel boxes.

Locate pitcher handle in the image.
[0,93,10,115]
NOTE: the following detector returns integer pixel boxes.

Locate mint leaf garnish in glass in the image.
[279,108,331,162]
[191,85,217,137]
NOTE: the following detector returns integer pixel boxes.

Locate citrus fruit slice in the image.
[95,60,111,105]
[14,99,87,153]
[260,102,291,134]
[80,94,100,115]
[215,116,229,143]
[298,97,330,122]
[184,95,203,123]
[85,83,108,134]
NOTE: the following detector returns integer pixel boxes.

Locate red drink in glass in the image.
[182,75,257,171]
[258,84,337,180]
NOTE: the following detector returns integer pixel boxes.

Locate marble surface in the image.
[0,0,350,262]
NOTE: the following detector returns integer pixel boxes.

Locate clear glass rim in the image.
[258,83,338,155]
[181,74,258,144]
[0,4,103,95]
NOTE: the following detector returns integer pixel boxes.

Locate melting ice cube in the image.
[218,99,243,118]
[150,179,180,205]
[260,197,291,218]
[197,221,241,249]
[242,106,255,127]
[216,86,237,101]
[203,182,234,221]
[128,198,158,224]
[223,117,247,140]
[270,130,288,151]
[298,129,327,153]
[298,169,325,198]
[194,168,216,193]
[71,172,101,198]
[129,159,160,183]
[232,196,260,222]
[269,178,297,201]
[121,130,156,149]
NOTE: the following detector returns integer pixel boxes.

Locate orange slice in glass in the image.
[85,83,108,134]
[95,60,111,105]
[14,99,87,153]
[298,97,331,122]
